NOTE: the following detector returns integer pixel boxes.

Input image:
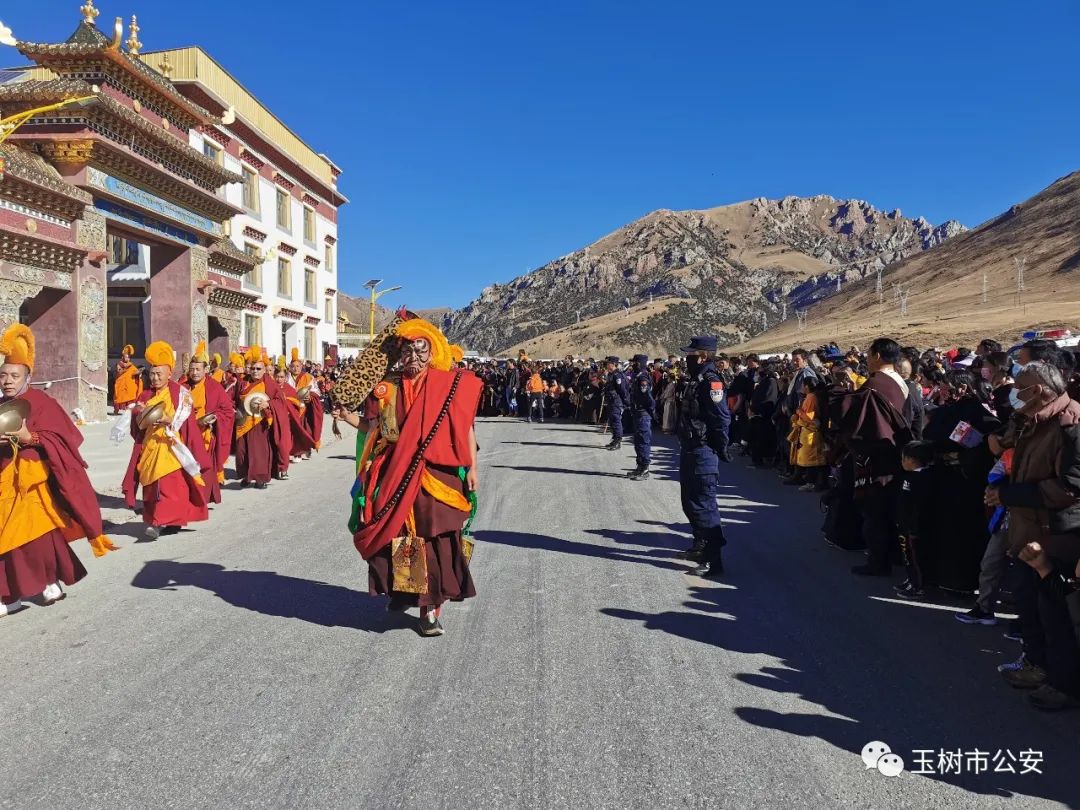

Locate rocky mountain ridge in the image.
[443,194,965,355]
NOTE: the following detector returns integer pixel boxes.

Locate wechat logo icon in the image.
[861,741,905,778]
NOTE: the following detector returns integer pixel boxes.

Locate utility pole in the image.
[836,275,842,293]
[796,310,808,331]
[761,311,767,332]
[1014,255,1027,312]
[875,267,884,327]
[781,298,788,321]
[982,274,988,305]
[899,287,910,316]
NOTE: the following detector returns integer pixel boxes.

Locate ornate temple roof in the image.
[0,144,93,214]
[0,78,240,188]
[16,19,219,131]
[208,238,259,276]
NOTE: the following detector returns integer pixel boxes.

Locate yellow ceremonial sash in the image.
[190,380,213,451]
[235,381,267,440]
[0,455,74,555]
[136,387,182,487]
[420,469,471,512]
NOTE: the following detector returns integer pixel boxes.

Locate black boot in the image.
[678,540,706,561]
[605,439,621,451]
[628,466,650,481]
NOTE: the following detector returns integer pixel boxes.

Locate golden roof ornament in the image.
[125,15,142,55]
[159,53,174,78]
[80,0,100,24]
[108,16,122,50]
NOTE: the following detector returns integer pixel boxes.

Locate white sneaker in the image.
[42,582,65,605]
[997,654,1028,673]
[0,599,26,617]
[143,525,160,541]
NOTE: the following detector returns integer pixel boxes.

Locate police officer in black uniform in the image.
[602,356,629,450]
[628,353,655,480]
[677,336,732,577]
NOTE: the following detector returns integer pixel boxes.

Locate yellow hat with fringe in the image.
[0,324,34,371]
[145,340,175,369]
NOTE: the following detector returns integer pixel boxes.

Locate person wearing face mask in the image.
[986,362,1080,709]
[0,325,115,617]
[335,316,482,637]
[676,336,731,577]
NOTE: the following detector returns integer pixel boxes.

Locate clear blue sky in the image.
[6,1,1078,310]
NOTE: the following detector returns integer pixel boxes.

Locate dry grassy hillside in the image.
[735,171,1080,353]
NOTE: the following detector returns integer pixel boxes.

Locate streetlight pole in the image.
[362,279,402,340]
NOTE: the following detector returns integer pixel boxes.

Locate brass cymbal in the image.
[0,398,30,435]
[136,401,167,430]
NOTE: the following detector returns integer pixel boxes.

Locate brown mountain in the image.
[736,171,1080,353]
[443,196,964,356]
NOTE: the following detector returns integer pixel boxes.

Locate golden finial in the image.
[159,53,174,78]
[80,0,100,24]
[125,15,142,55]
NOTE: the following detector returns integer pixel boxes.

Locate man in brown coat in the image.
[986,361,1080,710]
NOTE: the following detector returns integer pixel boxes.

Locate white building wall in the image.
[196,132,341,364]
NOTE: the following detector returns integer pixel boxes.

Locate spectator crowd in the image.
[460,338,1080,713]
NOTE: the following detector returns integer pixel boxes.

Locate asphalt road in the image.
[1,418,1076,809]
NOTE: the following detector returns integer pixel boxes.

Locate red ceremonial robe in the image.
[353,368,483,560]
[0,389,103,600]
[233,377,273,484]
[263,377,293,476]
[121,381,210,528]
[278,381,317,456]
[293,373,325,451]
[185,376,235,504]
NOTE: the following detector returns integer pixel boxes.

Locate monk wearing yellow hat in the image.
[287,347,324,458]
[209,352,225,385]
[121,341,210,539]
[184,340,235,505]
[233,345,275,488]
[112,343,143,414]
[0,324,116,617]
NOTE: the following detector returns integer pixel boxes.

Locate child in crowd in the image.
[895,440,936,599]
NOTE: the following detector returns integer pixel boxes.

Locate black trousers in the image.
[858,482,899,572]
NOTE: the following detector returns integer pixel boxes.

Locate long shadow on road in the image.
[130,560,408,633]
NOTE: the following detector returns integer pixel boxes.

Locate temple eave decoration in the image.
[0,79,241,191]
[0,145,93,222]
[208,239,258,276]
[207,286,260,310]
[0,230,89,274]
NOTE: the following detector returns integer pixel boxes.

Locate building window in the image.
[277,257,292,299]
[203,140,223,166]
[107,299,144,356]
[305,326,316,361]
[244,313,262,348]
[242,167,260,213]
[243,243,262,290]
[276,188,291,231]
[304,269,317,307]
[303,206,316,243]
[324,243,334,272]
[324,297,334,324]
[106,234,139,265]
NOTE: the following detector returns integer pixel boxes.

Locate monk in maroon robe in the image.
[234,351,274,488]
[264,371,294,480]
[122,341,210,540]
[273,367,317,461]
[184,347,235,504]
[1,324,115,615]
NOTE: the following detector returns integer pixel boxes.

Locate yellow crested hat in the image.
[261,349,270,366]
[145,340,175,369]
[276,355,286,370]
[449,344,464,364]
[122,343,135,357]
[230,352,244,367]
[396,317,453,372]
[193,339,209,364]
[290,347,300,363]
[243,344,262,364]
[212,352,221,366]
[0,323,34,371]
